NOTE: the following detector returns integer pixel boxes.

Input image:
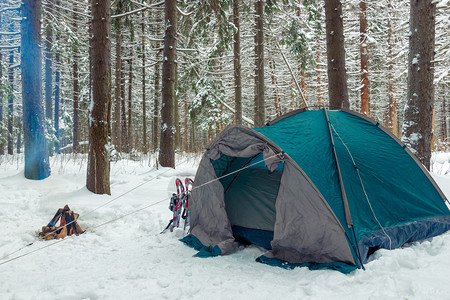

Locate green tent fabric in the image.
[182,108,450,272]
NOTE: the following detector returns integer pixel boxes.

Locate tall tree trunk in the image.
[269,57,280,117]
[7,52,14,155]
[324,0,349,108]
[184,94,188,152]
[16,117,22,154]
[72,6,80,153]
[21,0,51,179]
[174,68,180,150]
[401,0,436,170]
[87,0,111,194]
[233,0,242,125]
[0,41,3,155]
[113,27,122,150]
[119,33,128,153]
[316,48,323,106]
[385,2,397,135]
[359,0,370,116]
[54,50,60,154]
[153,9,162,153]
[159,0,177,168]
[254,0,265,126]
[441,96,447,143]
[44,0,53,123]
[153,48,160,153]
[128,56,133,151]
[120,45,128,153]
[142,11,147,154]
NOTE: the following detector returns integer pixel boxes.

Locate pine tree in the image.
[324,0,349,108]
[159,0,177,168]
[87,0,111,194]
[402,0,437,170]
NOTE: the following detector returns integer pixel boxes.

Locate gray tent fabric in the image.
[189,125,355,265]
[190,155,236,255]
[190,126,283,254]
[207,126,282,172]
[183,109,450,272]
[270,160,355,264]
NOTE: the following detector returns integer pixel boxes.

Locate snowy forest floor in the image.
[1,152,450,299]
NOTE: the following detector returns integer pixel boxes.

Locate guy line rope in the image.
[0,152,283,267]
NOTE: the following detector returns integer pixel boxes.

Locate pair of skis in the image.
[163,177,194,233]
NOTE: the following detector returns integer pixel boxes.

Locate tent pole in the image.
[323,108,353,227]
[324,108,366,269]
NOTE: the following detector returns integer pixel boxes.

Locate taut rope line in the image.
[0,152,283,267]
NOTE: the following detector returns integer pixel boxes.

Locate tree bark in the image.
[21,0,51,179]
[113,27,122,150]
[44,0,53,123]
[401,0,436,170]
[385,2,397,136]
[254,0,265,126]
[142,11,147,154]
[54,44,60,153]
[441,96,447,143]
[153,50,160,153]
[359,0,370,116]
[120,42,128,153]
[7,52,14,155]
[159,0,177,168]
[233,0,242,125]
[153,9,162,153]
[324,0,349,108]
[128,56,133,151]
[0,38,3,155]
[72,6,80,153]
[184,94,188,152]
[87,0,111,194]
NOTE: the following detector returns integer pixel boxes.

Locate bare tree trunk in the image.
[21,0,51,179]
[254,0,265,126]
[7,52,14,155]
[0,40,4,155]
[269,56,280,117]
[142,12,147,154]
[316,47,323,106]
[385,2,397,135]
[184,94,188,152]
[233,0,242,125]
[401,0,436,170]
[87,0,111,194]
[324,0,349,108]
[54,26,60,154]
[128,56,133,151]
[440,96,447,143]
[153,50,160,153]
[44,0,53,123]
[113,27,122,150]
[72,6,80,153]
[359,1,370,116]
[120,47,128,153]
[159,0,177,168]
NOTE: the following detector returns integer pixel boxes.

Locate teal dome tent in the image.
[182,108,450,273]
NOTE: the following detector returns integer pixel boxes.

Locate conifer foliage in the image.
[0,0,449,184]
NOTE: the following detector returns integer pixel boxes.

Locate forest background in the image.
[0,0,448,193]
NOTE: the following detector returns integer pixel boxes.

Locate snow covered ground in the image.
[1,152,450,300]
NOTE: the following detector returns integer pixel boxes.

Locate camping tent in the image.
[182,108,450,272]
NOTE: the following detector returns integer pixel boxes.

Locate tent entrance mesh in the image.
[211,153,283,249]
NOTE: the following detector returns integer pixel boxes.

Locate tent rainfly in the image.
[181,108,450,273]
